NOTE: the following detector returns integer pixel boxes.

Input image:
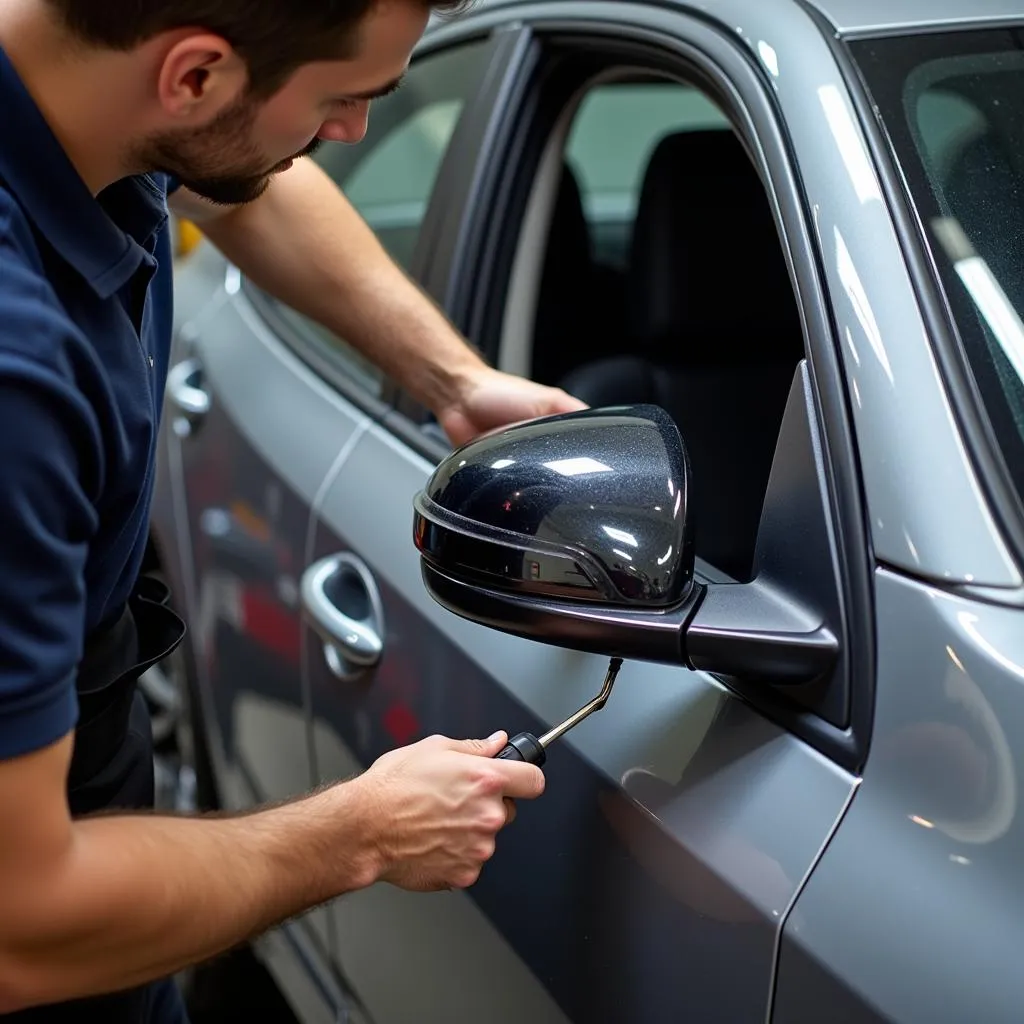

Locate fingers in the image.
[550,386,588,413]
[490,759,545,800]
[434,732,545,800]
[504,798,517,827]
[443,732,508,757]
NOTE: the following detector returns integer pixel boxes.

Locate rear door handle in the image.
[167,357,210,430]
[301,554,385,679]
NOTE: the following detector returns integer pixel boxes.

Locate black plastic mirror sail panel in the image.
[413,404,695,608]
[685,580,839,685]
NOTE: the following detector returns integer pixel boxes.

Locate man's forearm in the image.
[1,786,376,1011]
[195,158,485,414]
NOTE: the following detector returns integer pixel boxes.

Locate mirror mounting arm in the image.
[423,561,839,684]
[683,579,839,685]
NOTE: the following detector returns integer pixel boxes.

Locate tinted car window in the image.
[565,83,729,268]
[851,30,1024,507]
[264,40,489,396]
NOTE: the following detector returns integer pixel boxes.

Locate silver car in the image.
[149,0,1024,1020]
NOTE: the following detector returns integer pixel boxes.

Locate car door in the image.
[305,5,872,1024]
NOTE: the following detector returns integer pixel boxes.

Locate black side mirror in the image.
[413,404,837,684]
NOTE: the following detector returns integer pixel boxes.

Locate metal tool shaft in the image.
[538,658,622,748]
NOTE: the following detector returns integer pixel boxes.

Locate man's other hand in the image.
[438,367,587,448]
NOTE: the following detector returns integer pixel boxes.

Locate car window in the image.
[262,40,489,397]
[565,83,729,267]
[850,30,1024,509]
[569,83,729,270]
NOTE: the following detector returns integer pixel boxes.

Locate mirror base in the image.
[687,579,839,685]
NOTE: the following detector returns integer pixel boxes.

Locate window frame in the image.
[386,3,876,773]
[241,25,520,415]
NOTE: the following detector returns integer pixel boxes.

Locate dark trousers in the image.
[0,978,190,1023]
[143,979,191,1024]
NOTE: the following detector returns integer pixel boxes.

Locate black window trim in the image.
[809,8,1024,582]
[387,4,877,775]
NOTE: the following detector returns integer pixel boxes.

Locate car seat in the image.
[531,163,612,385]
[559,130,804,579]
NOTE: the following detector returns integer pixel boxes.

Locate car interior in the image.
[499,74,806,582]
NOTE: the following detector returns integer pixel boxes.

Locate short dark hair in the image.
[45,0,468,96]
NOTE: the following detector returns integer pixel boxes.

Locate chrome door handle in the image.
[167,357,210,429]
[301,554,385,679]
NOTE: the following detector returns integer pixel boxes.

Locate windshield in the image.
[850,29,1024,510]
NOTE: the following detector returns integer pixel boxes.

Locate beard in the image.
[139,94,322,206]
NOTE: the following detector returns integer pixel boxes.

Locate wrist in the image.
[344,776,389,889]
[294,779,385,898]
[416,345,489,419]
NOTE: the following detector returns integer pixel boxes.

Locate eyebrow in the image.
[340,73,406,102]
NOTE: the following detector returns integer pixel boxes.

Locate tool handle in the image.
[495,732,546,767]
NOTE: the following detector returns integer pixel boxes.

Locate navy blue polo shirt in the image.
[0,46,177,760]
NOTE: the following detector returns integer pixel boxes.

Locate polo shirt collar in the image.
[0,45,167,299]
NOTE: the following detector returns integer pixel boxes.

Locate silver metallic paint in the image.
[803,0,1024,35]
[775,570,1024,1022]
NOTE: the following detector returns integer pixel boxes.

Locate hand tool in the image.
[495,658,623,766]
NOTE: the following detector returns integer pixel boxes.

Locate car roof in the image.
[454,0,1022,37]
[800,0,1022,34]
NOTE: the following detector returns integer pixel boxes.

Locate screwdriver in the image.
[496,658,623,766]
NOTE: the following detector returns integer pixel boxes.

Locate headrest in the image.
[545,162,591,267]
[626,129,802,365]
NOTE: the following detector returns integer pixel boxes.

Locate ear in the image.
[156,32,248,119]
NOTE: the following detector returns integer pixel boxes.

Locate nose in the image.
[319,106,370,145]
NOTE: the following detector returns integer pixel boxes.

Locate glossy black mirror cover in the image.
[414,405,694,607]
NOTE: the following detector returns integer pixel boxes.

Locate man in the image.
[0,0,585,1018]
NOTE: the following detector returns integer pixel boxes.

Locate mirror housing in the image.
[413,403,838,684]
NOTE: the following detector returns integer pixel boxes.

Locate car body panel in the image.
[462,0,1024,38]
[307,421,856,1022]
[774,569,1024,1023]
[802,0,1024,35]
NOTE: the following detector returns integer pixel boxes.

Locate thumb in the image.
[437,407,474,448]
[449,731,508,757]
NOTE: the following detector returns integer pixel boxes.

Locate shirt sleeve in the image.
[0,286,102,762]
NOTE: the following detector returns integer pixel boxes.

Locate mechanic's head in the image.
[41,0,468,203]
